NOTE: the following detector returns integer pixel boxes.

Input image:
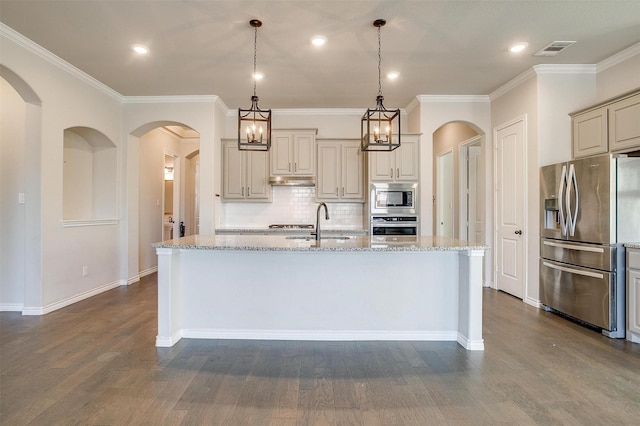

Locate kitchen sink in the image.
[285,235,352,241]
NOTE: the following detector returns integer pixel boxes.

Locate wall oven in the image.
[370,183,417,215]
[370,215,419,236]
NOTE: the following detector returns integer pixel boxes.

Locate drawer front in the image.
[628,248,640,270]
[540,259,614,330]
[541,239,615,271]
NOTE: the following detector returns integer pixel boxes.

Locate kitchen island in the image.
[153,235,488,350]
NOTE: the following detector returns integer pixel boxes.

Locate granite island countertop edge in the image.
[152,235,489,252]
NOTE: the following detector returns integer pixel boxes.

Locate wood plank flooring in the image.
[1,274,639,425]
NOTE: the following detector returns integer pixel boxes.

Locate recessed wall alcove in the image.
[62,126,117,223]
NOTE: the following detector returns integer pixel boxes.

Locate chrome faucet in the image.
[312,202,330,241]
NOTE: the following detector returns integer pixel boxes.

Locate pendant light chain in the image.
[253,23,257,97]
[377,24,382,97]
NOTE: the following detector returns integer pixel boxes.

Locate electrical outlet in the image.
[82,265,89,276]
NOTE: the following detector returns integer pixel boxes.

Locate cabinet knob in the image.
[514,230,523,235]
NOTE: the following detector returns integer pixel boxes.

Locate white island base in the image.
[154,236,486,350]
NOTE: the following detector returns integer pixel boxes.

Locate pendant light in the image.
[238,19,271,151]
[361,19,400,152]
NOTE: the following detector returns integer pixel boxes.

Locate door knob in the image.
[514,230,523,235]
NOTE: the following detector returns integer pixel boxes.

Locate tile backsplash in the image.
[218,187,365,229]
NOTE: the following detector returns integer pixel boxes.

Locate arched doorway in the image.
[132,122,200,278]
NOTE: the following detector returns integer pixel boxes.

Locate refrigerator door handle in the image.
[558,165,568,236]
[566,164,579,237]
[542,261,604,279]
[543,240,605,253]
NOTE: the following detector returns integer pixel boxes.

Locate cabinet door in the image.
[396,137,419,181]
[271,133,293,175]
[369,151,395,181]
[609,93,640,153]
[629,268,640,336]
[293,133,315,175]
[223,142,245,200]
[572,107,608,158]
[341,142,364,200]
[246,150,271,200]
[316,143,340,200]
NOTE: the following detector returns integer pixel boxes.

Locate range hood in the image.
[269,176,316,187]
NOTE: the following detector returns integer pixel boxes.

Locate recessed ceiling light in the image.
[253,72,264,80]
[509,42,528,53]
[132,44,149,54]
[311,35,327,47]
[387,71,399,80]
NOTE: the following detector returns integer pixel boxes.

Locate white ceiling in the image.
[1,1,639,109]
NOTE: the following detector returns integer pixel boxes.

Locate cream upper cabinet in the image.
[628,248,640,342]
[572,107,608,159]
[271,129,316,176]
[571,90,640,159]
[317,140,364,202]
[368,134,420,182]
[222,140,271,201]
[609,93,640,153]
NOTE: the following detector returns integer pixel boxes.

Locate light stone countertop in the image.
[152,234,488,252]
[625,243,640,249]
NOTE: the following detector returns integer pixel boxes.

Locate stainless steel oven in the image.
[370,183,417,215]
[370,215,419,236]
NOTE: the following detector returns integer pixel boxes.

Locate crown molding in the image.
[533,64,596,75]
[123,95,220,104]
[226,108,374,117]
[415,95,490,103]
[0,22,123,102]
[489,67,536,101]
[597,41,640,73]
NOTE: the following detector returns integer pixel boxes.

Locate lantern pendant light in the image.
[238,19,271,151]
[361,19,400,152]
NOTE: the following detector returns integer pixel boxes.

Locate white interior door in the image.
[495,118,526,299]
[436,150,454,238]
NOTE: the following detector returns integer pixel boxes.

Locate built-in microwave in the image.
[370,182,417,215]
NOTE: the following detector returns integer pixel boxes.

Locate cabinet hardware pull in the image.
[390,168,393,178]
[341,187,344,196]
[242,187,244,196]
[247,187,250,197]
[289,162,291,172]
[294,163,297,172]
[336,187,339,196]
[397,168,399,179]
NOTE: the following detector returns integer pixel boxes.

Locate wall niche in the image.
[63,126,117,222]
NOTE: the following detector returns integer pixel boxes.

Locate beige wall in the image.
[596,49,640,102]
[0,77,26,308]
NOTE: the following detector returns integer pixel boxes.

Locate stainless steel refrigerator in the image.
[540,153,640,338]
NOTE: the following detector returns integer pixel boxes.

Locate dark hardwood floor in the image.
[1,274,639,425]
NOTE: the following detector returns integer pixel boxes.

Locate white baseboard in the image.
[171,329,459,344]
[0,303,24,312]
[525,296,542,308]
[458,332,485,351]
[125,267,157,286]
[22,279,121,315]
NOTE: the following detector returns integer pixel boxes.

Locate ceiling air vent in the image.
[534,41,576,57]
